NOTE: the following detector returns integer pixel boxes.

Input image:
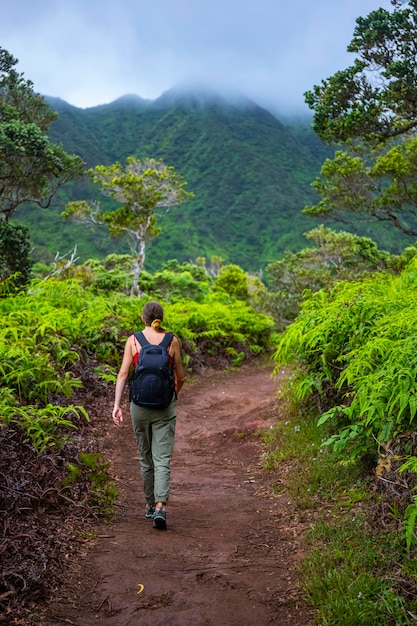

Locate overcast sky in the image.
[0,0,393,112]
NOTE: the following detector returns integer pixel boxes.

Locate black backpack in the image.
[130,332,175,409]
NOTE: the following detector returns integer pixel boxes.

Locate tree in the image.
[265,226,406,327]
[304,139,417,236]
[0,47,85,222]
[213,264,249,300]
[195,255,225,277]
[63,157,193,295]
[303,1,417,236]
[0,221,32,288]
[305,1,417,145]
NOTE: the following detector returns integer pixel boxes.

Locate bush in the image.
[213,264,249,300]
[273,257,417,459]
[0,221,32,289]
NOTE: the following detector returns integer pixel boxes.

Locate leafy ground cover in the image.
[0,420,116,622]
[262,402,417,624]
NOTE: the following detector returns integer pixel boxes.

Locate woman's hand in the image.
[112,406,124,426]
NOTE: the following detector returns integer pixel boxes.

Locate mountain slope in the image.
[134,96,320,268]
[18,88,337,270]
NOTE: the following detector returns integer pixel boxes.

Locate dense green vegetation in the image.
[263,248,417,622]
[18,91,331,269]
[12,89,415,271]
[0,221,32,288]
[305,1,417,240]
[273,255,417,458]
[63,157,193,294]
[264,225,410,328]
[0,47,84,223]
[262,404,417,624]
[1,273,274,413]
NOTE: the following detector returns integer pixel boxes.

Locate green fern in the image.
[273,257,417,458]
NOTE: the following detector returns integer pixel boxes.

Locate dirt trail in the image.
[43,363,313,626]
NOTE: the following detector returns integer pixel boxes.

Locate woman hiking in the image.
[112,301,185,530]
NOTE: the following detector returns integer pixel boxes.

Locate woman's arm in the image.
[171,335,185,394]
[112,335,135,425]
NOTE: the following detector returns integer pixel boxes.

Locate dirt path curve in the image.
[45,362,313,626]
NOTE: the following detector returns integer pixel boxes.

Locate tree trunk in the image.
[129,226,147,296]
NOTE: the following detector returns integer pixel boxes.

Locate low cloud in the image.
[1,0,393,111]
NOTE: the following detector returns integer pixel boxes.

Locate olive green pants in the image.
[130,399,176,505]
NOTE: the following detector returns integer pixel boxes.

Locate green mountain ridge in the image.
[16,87,414,271]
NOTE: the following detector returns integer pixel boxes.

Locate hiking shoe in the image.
[153,507,167,530]
[145,504,155,519]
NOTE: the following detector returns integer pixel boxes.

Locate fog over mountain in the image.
[1,0,392,111]
[47,82,314,125]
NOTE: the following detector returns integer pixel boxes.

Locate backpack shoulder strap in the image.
[160,332,174,349]
[161,332,174,348]
[134,331,173,348]
[134,331,149,346]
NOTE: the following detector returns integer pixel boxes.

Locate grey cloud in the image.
[0,0,393,111]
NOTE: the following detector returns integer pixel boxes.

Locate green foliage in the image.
[139,260,211,302]
[0,277,124,455]
[165,296,274,366]
[303,3,417,242]
[273,257,417,459]
[213,264,249,300]
[63,157,193,294]
[403,494,417,553]
[0,220,32,288]
[0,47,85,221]
[298,2,417,565]
[0,277,124,407]
[0,272,273,451]
[0,308,81,404]
[304,2,417,144]
[304,140,417,237]
[303,518,416,625]
[82,254,134,293]
[262,408,365,508]
[1,404,88,453]
[399,456,417,551]
[16,89,414,266]
[41,254,214,302]
[265,226,404,328]
[15,92,342,270]
[263,389,417,624]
